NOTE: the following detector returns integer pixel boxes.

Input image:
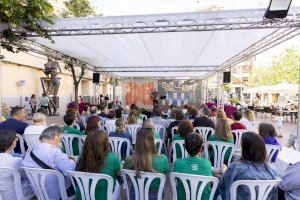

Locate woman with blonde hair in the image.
[217,109,234,125]
[208,118,234,162]
[240,109,255,131]
[127,109,142,125]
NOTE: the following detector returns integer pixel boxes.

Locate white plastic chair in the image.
[61,134,81,156]
[0,167,34,200]
[73,123,80,130]
[122,114,129,121]
[126,124,141,145]
[204,141,235,173]
[154,138,163,155]
[104,124,116,134]
[165,119,175,127]
[193,127,215,142]
[265,144,282,163]
[231,129,247,151]
[109,137,131,161]
[209,117,217,125]
[23,167,71,200]
[154,124,166,141]
[122,169,166,200]
[81,116,90,128]
[230,179,281,200]
[79,135,87,153]
[170,172,219,200]
[171,126,178,141]
[172,140,188,161]
[14,134,25,157]
[23,134,41,150]
[68,171,114,200]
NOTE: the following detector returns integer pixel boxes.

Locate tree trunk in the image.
[74,83,79,110]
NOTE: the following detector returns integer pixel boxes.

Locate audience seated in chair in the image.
[123,127,170,199]
[24,112,47,136]
[81,105,91,117]
[84,115,100,135]
[0,130,33,199]
[98,105,109,118]
[128,109,143,125]
[193,106,215,129]
[173,132,212,200]
[173,120,194,159]
[21,126,76,200]
[105,110,117,125]
[240,109,255,131]
[167,110,185,138]
[188,107,198,120]
[209,106,217,117]
[231,111,246,130]
[152,107,168,127]
[258,123,280,162]
[76,130,121,200]
[142,119,161,139]
[217,132,279,200]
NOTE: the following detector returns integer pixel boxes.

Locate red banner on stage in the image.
[125,82,154,106]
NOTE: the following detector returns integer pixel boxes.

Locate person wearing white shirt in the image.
[273,111,284,137]
[21,126,76,200]
[240,109,255,131]
[24,113,47,148]
[0,130,33,200]
[151,107,167,127]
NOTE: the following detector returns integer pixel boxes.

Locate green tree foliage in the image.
[63,0,95,17]
[248,48,300,86]
[0,0,53,52]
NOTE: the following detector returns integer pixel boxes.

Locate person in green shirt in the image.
[173,133,213,200]
[207,118,234,163]
[123,127,170,200]
[62,114,83,156]
[75,130,121,200]
[173,120,194,159]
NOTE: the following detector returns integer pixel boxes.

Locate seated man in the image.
[173,133,213,200]
[231,111,246,130]
[98,105,108,118]
[62,114,83,156]
[21,126,76,200]
[193,107,215,129]
[151,107,167,127]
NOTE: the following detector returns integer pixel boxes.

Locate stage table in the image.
[273,146,300,175]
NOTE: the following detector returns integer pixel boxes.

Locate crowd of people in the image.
[0,102,299,200]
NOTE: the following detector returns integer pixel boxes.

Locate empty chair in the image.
[230,179,281,200]
[231,129,247,151]
[265,144,281,163]
[122,114,129,121]
[170,172,219,200]
[0,167,34,200]
[193,127,215,142]
[154,138,163,155]
[126,124,141,145]
[23,167,72,200]
[171,126,178,141]
[122,169,166,200]
[104,124,116,134]
[68,171,114,200]
[204,141,235,173]
[23,134,41,150]
[61,134,82,156]
[109,137,131,161]
[172,140,188,161]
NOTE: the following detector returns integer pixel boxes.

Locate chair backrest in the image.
[23,134,41,150]
[231,129,247,150]
[109,137,131,160]
[79,135,87,153]
[61,134,81,156]
[68,171,114,200]
[172,140,188,161]
[14,134,25,157]
[0,168,25,200]
[193,127,215,142]
[104,124,116,134]
[154,138,163,155]
[81,116,90,128]
[170,172,219,200]
[265,144,281,163]
[154,124,166,141]
[22,167,69,200]
[122,169,166,200]
[126,124,141,144]
[230,179,281,200]
[171,126,178,141]
[122,114,129,121]
[204,141,235,173]
[209,117,217,124]
[73,123,80,130]
[165,119,175,127]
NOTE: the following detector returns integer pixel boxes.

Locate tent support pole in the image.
[113,78,116,106]
[297,60,300,151]
[0,41,2,122]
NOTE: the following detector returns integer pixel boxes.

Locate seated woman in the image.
[240,109,255,131]
[188,107,199,119]
[128,109,143,125]
[76,130,121,200]
[142,118,160,139]
[258,122,280,162]
[208,118,234,164]
[104,110,117,125]
[173,133,212,200]
[123,127,170,200]
[109,118,132,160]
[218,132,279,200]
[0,130,33,199]
[173,120,193,159]
[84,115,100,135]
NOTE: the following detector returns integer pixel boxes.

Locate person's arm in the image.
[278,162,300,191]
[54,150,76,176]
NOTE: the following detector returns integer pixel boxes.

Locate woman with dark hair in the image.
[105,110,116,125]
[76,130,121,199]
[188,106,199,119]
[218,132,279,200]
[258,122,280,162]
[84,115,100,135]
[173,120,194,159]
[124,127,170,199]
[0,130,33,199]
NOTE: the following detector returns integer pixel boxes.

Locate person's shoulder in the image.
[154,154,168,162]
[107,152,119,160]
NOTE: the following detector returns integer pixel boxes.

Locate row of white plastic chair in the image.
[0,167,281,200]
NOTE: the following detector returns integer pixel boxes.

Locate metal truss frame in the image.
[15,8,300,37]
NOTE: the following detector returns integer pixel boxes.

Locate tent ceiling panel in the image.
[112,71,207,78]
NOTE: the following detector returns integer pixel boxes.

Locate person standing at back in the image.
[39,94,49,115]
[29,94,37,115]
[0,106,28,154]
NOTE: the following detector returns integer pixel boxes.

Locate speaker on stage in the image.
[93,73,100,84]
[223,71,231,83]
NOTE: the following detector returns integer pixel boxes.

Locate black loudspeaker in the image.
[223,71,231,83]
[93,73,100,83]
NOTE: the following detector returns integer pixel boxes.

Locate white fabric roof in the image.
[28,8,298,78]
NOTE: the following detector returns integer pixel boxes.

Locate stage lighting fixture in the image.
[264,0,293,19]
